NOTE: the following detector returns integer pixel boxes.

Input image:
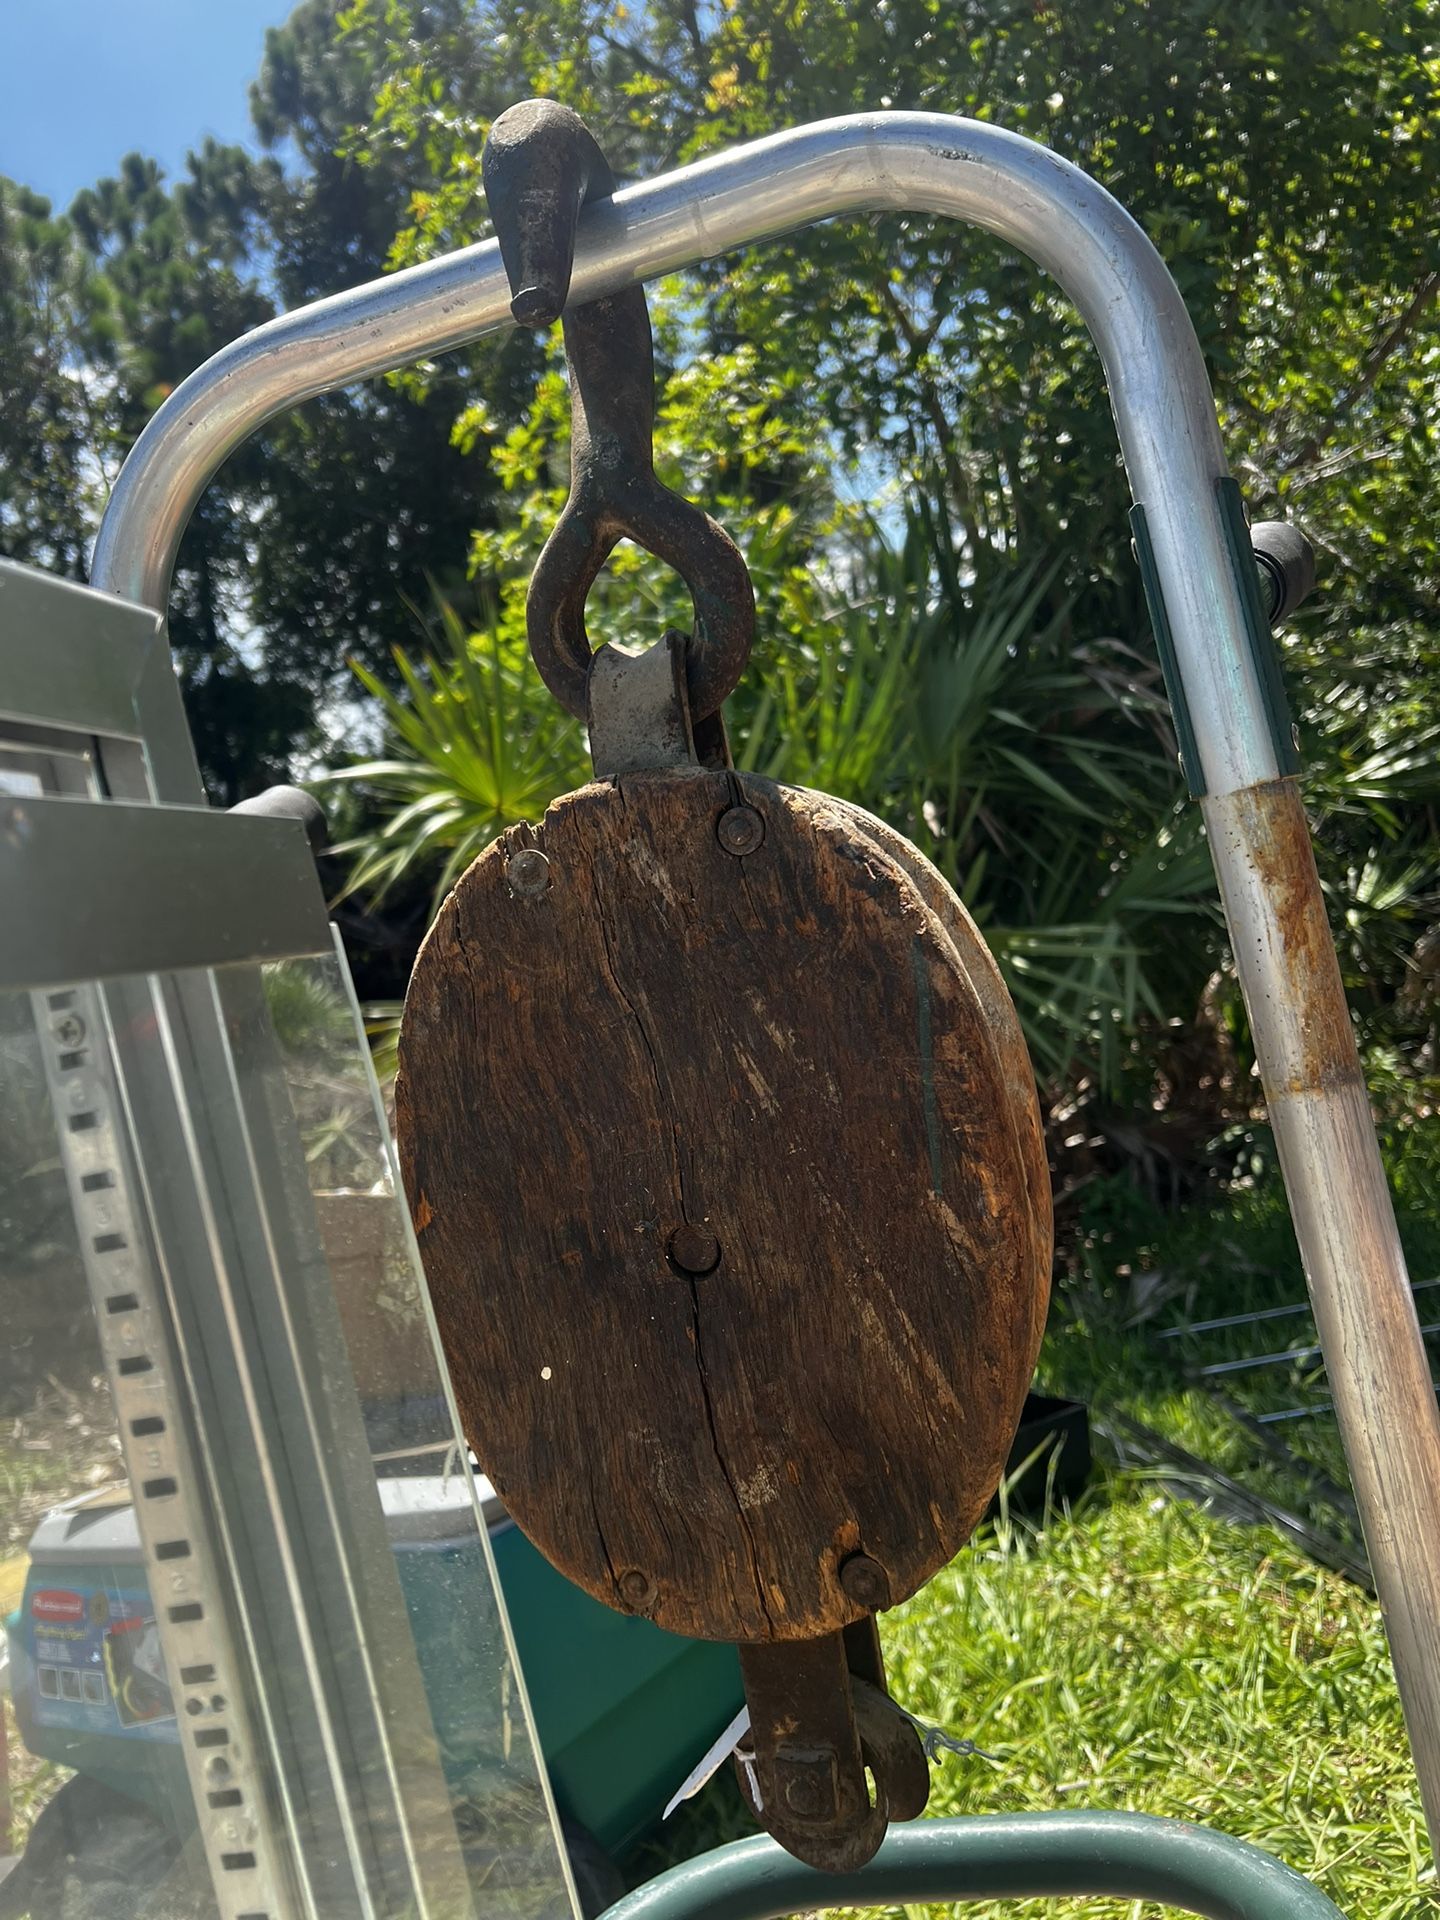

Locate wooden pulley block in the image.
[397,764,1052,1862]
[422,92,1058,1873]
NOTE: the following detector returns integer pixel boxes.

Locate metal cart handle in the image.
[601,1813,1348,1920]
[88,110,1440,1865]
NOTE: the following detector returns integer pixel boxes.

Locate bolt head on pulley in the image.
[716,804,765,856]
[778,1752,838,1821]
[618,1568,657,1612]
[506,847,551,896]
[838,1553,892,1612]
[668,1224,722,1277]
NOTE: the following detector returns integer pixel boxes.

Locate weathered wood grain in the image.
[820,793,1053,1364]
[397,767,1050,1643]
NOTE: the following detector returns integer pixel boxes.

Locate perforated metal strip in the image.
[33,981,290,1920]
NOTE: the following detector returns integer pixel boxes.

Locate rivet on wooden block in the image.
[667,1224,722,1277]
[618,1568,657,1611]
[506,847,551,896]
[838,1552,892,1611]
[716,804,764,856]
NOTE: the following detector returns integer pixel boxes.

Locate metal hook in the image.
[483,99,618,326]
[482,100,755,727]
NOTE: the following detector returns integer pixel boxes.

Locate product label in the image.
[31,1589,87,1624]
[24,1573,177,1742]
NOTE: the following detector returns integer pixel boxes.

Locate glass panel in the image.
[1,987,128,1882]
[262,945,575,1908]
[0,960,576,1920]
[263,949,448,1469]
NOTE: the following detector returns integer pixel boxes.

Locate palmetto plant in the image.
[727,517,1223,1085]
[326,517,1225,1094]
[324,600,590,909]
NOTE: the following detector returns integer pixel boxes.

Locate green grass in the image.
[1048,1085,1440,1510]
[640,1472,1429,1918]
[2,1692,66,1854]
[884,1482,1427,1919]
[632,1116,1440,1916]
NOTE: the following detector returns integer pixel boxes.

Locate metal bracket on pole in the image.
[86,108,1440,1865]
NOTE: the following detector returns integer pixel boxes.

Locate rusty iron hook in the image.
[482,97,616,326]
[482,99,755,725]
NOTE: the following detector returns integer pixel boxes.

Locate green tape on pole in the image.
[1215,474,1302,778]
[1129,504,1206,798]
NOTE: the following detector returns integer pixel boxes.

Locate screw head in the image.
[51,1013,85,1049]
[782,1770,826,1818]
[667,1225,722,1277]
[838,1551,892,1611]
[775,1748,839,1822]
[506,847,551,897]
[716,805,765,857]
[618,1568,656,1611]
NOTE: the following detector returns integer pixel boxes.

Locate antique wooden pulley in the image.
[395,100,1053,1874]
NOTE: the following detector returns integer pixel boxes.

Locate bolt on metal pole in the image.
[88,110,1440,1860]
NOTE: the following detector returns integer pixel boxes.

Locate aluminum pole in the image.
[90,109,1440,1857]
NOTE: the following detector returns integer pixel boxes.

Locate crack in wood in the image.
[587,809,774,1630]
[687,1275,776,1634]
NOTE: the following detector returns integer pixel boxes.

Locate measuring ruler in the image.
[32,978,293,1920]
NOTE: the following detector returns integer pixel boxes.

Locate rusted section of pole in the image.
[1205,777,1440,1845]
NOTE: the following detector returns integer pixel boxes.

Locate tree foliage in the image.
[329,0,1440,1088]
[0,0,1436,1105]
[0,179,109,575]
[0,1,551,798]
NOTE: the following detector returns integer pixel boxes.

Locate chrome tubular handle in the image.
[94,112,1266,794]
[89,110,1440,1867]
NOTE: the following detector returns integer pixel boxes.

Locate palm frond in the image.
[318,607,589,909]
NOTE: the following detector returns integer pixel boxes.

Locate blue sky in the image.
[0,0,289,211]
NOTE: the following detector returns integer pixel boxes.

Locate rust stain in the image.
[1227,781,1362,1095]
[413,1190,434,1234]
